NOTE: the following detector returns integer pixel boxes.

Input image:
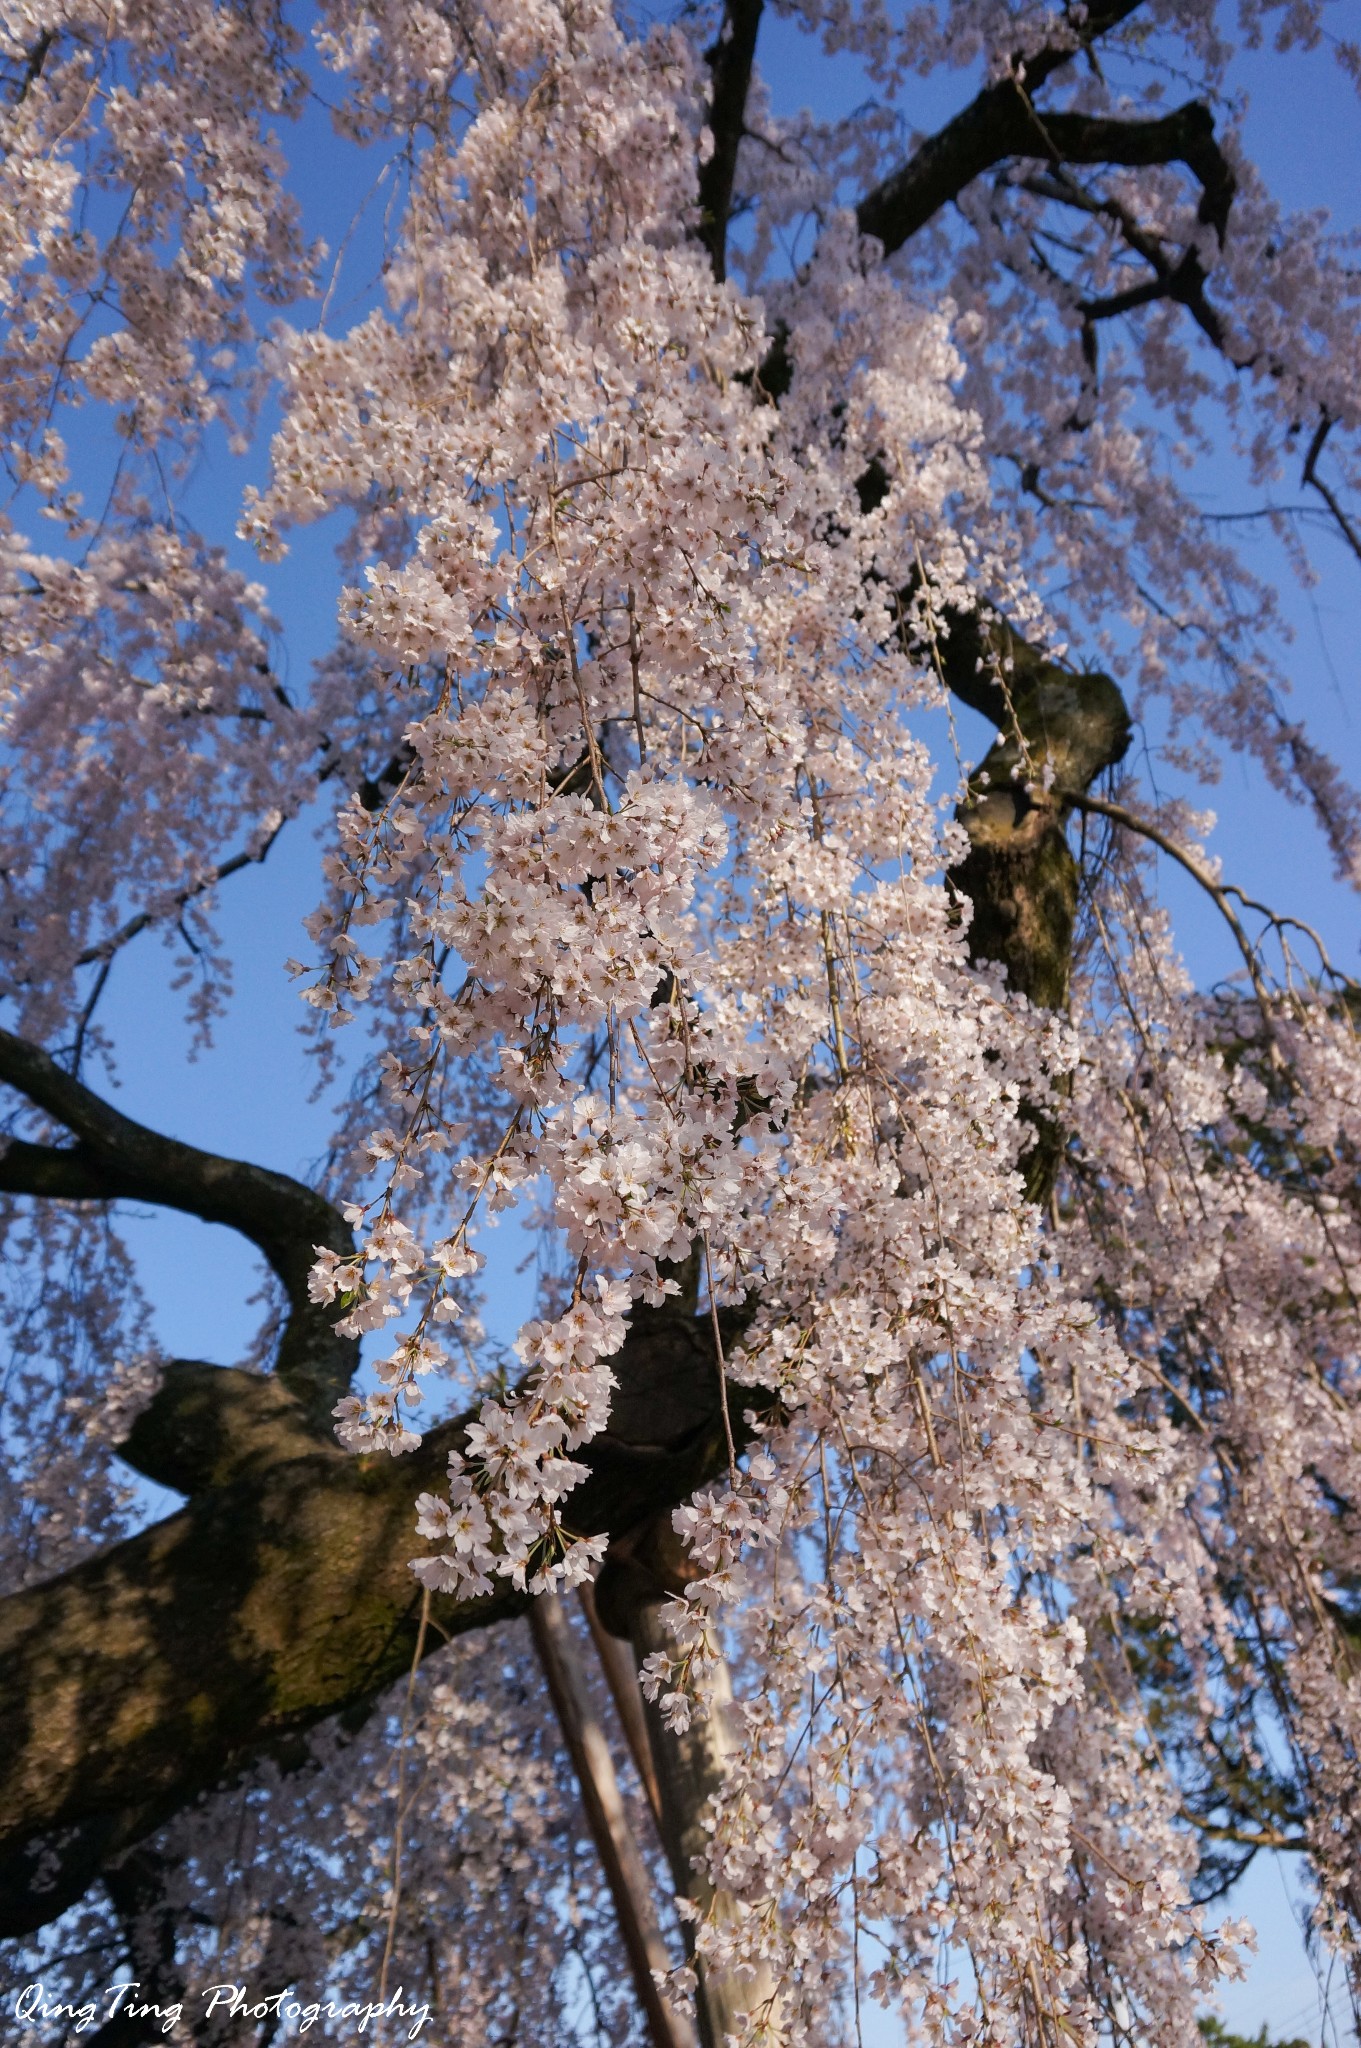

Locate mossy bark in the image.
[938,621,1132,1197]
[942,623,1131,1008]
[0,1320,755,1939]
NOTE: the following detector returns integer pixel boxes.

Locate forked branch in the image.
[0,1025,356,1423]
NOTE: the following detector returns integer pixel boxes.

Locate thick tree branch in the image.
[696,0,764,282]
[851,4,1241,378]
[0,1026,355,1424]
[581,1580,664,1834]
[890,592,1129,1015]
[949,651,1130,1012]
[893,593,1132,1192]
[859,90,1234,262]
[0,1307,763,1941]
[842,21,1233,1054]
[1032,106,1235,239]
[595,1515,782,2048]
[86,1877,174,2047]
[855,1,1143,252]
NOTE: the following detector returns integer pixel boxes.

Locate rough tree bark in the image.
[0,1303,752,1938]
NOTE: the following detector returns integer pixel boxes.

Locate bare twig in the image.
[1302,414,1361,568]
[73,812,290,972]
[1054,787,1277,1018]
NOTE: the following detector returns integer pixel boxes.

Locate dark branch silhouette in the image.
[696,0,764,281]
[0,1026,355,1424]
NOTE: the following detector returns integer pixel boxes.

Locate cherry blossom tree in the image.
[1,1,1360,2043]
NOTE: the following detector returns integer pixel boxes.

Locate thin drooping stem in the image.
[379,1587,432,2000]
[1056,787,1278,1020]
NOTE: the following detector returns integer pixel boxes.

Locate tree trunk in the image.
[596,1518,784,2048]
[0,1306,757,1940]
[531,1593,699,2048]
